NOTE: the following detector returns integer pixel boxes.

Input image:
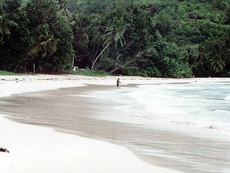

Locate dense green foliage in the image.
[0,0,230,77]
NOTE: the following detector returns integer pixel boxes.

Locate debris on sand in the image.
[0,148,9,153]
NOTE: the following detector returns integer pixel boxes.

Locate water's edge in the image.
[0,84,230,173]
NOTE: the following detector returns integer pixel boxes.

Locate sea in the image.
[78,80,230,173]
[86,81,230,136]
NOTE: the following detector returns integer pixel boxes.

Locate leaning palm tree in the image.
[0,1,18,44]
[91,25,126,70]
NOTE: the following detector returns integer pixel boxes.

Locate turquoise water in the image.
[127,82,230,135]
[81,81,230,172]
[87,81,230,136]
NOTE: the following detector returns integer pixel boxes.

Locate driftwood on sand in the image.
[0,148,9,153]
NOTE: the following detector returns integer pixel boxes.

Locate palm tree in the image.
[28,24,58,58]
[210,55,225,75]
[208,42,226,76]
[57,0,72,20]
[0,1,18,44]
[28,24,58,73]
[91,25,126,70]
[196,46,206,72]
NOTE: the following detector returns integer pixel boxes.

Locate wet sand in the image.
[0,75,187,173]
[1,84,230,173]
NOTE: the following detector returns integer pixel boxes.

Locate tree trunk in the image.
[14,62,20,73]
[110,67,120,74]
[33,63,36,74]
[24,62,27,73]
[72,56,75,69]
[91,44,109,70]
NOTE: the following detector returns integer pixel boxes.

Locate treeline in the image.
[0,0,230,77]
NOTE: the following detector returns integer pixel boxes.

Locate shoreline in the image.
[1,74,230,172]
[0,74,183,173]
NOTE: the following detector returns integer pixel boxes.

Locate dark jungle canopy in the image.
[0,0,230,77]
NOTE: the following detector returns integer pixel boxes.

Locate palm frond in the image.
[2,24,10,38]
[5,20,18,27]
[0,26,3,41]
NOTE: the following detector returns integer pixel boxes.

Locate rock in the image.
[208,125,217,129]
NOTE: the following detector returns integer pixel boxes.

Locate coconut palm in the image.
[28,24,58,58]
[57,0,73,20]
[210,55,225,75]
[0,1,18,44]
[91,25,126,70]
[208,41,226,75]
[196,46,206,72]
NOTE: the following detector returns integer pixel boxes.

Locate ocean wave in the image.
[225,95,230,100]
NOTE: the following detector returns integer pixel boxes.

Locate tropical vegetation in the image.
[0,0,230,77]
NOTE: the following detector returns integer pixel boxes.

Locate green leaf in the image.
[2,24,10,38]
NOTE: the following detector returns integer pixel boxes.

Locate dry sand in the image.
[0,74,186,173]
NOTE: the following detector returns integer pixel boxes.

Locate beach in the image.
[1,75,230,172]
[0,74,184,173]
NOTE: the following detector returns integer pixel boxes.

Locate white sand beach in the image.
[0,75,185,173]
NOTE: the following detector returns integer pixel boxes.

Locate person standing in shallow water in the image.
[117,78,121,87]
